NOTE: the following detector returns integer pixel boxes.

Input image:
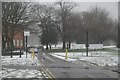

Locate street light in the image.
[85,30,89,56]
[83,21,89,57]
[24,31,30,58]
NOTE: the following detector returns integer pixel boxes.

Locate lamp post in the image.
[83,20,89,57]
[25,36,28,58]
[85,30,89,56]
[24,31,30,58]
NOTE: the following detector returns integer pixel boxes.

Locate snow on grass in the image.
[50,42,117,50]
[2,52,40,66]
[79,56,118,66]
[50,51,118,66]
[51,54,76,62]
[51,43,104,49]
[2,68,44,78]
[103,46,116,48]
[1,52,47,78]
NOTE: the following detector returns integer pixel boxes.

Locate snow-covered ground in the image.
[1,68,44,78]
[51,43,104,49]
[49,43,117,49]
[1,52,47,78]
[2,52,40,66]
[44,42,117,51]
[50,51,118,66]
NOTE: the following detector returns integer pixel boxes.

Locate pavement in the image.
[1,54,45,80]
[2,65,45,80]
[37,51,119,79]
[2,65,42,70]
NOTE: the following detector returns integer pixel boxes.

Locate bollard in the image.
[65,49,68,59]
[10,50,13,58]
[31,48,35,60]
[19,50,21,58]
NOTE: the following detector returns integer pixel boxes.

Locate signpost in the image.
[24,31,30,58]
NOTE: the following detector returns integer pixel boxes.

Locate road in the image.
[37,51,119,80]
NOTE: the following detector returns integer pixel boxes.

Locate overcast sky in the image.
[1,0,119,20]
[73,2,118,20]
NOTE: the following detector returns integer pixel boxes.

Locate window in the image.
[17,40,19,46]
[13,39,15,46]
[19,40,23,47]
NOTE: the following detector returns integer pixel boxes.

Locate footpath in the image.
[1,52,46,80]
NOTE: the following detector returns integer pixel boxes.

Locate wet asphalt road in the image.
[37,51,118,79]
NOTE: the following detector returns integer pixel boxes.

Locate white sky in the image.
[1,0,119,20]
[74,2,118,20]
[1,0,119,2]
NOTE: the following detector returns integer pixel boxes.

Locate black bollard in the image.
[20,50,21,58]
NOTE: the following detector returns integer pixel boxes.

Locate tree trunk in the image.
[10,38,14,50]
[68,42,71,49]
[2,36,5,49]
[63,41,66,50]
[10,28,15,50]
[118,42,120,48]
[6,41,10,49]
[9,33,14,50]
[46,44,48,50]
[49,45,51,50]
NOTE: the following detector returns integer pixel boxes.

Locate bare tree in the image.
[31,3,58,50]
[2,2,32,49]
[82,7,113,43]
[55,0,76,49]
[65,12,83,48]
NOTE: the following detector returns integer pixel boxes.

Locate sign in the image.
[24,31,30,36]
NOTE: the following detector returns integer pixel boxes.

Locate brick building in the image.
[5,31,24,49]
[13,31,24,49]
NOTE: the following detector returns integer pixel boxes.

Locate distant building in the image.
[13,31,24,49]
[5,31,40,49]
[5,31,24,49]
